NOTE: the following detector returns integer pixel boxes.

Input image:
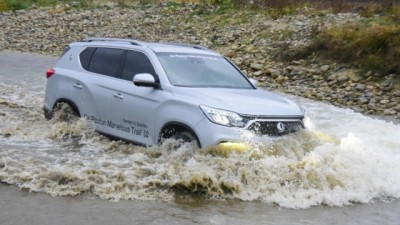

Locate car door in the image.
[82,47,125,134]
[109,50,164,145]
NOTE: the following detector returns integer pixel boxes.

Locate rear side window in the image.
[87,48,124,77]
[121,50,156,81]
[80,47,96,70]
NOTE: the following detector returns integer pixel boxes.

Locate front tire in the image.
[160,126,201,149]
[171,131,199,147]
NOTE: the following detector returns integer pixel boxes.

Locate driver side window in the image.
[121,50,156,81]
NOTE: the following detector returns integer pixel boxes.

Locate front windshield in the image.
[156,52,254,89]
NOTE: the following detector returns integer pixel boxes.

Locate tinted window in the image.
[88,48,124,77]
[121,50,156,81]
[79,47,96,70]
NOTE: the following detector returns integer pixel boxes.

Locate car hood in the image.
[171,87,304,117]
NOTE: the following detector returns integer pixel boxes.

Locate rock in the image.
[320,65,330,72]
[354,84,365,91]
[358,97,369,104]
[225,50,235,58]
[253,70,263,76]
[368,103,376,110]
[337,75,349,82]
[327,74,336,81]
[380,99,390,104]
[381,80,392,87]
[394,91,400,97]
[250,63,263,71]
[328,80,337,86]
[267,68,281,78]
[383,109,396,115]
[380,80,393,91]
[330,69,357,83]
[276,75,286,83]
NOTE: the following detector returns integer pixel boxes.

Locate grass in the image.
[289,5,400,77]
[0,0,90,10]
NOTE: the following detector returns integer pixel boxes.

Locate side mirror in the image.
[133,73,159,88]
[249,78,258,87]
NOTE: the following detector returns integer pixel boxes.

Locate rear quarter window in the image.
[79,47,96,70]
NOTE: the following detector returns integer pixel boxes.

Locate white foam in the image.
[1,82,400,208]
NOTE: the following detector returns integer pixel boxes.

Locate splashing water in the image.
[0,81,399,209]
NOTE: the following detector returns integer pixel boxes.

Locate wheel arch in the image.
[159,122,201,147]
[53,98,81,117]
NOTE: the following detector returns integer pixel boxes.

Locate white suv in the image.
[44,38,305,148]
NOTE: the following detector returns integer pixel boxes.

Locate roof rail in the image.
[161,42,209,51]
[82,38,144,46]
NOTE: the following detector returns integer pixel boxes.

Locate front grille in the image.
[247,121,304,136]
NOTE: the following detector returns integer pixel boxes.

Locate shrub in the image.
[294,6,400,77]
[4,0,30,10]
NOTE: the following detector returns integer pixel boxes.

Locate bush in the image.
[4,0,30,10]
[294,6,400,76]
[0,0,90,11]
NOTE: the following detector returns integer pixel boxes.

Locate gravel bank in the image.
[0,3,398,119]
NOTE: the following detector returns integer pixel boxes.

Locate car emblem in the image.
[276,122,286,133]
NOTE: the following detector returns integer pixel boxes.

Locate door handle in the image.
[73,83,83,89]
[113,93,124,99]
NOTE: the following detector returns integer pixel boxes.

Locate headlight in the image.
[200,105,248,128]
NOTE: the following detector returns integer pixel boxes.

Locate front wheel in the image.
[171,131,199,147]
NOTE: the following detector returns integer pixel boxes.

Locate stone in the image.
[368,103,376,110]
[328,80,337,86]
[267,69,281,78]
[330,69,357,83]
[276,75,286,83]
[354,84,365,91]
[337,75,349,82]
[381,80,392,87]
[253,71,263,76]
[383,109,396,115]
[327,74,336,81]
[359,97,369,104]
[320,65,330,72]
[250,63,263,71]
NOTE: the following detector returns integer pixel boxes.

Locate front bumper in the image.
[194,117,304,148]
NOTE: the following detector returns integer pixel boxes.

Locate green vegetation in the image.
[292,6,400,77]
[0,0,89,11]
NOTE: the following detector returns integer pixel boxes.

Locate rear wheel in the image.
[52,102,80,122]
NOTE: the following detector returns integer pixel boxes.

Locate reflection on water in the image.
[0,81,400,209]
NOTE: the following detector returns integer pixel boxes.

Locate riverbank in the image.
[0,3,398,119]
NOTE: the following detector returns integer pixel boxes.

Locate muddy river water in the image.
[0,50,399,224]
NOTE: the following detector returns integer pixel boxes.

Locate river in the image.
[0,50,399,224]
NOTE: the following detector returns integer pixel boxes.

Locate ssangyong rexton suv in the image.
[44,38,305,148]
